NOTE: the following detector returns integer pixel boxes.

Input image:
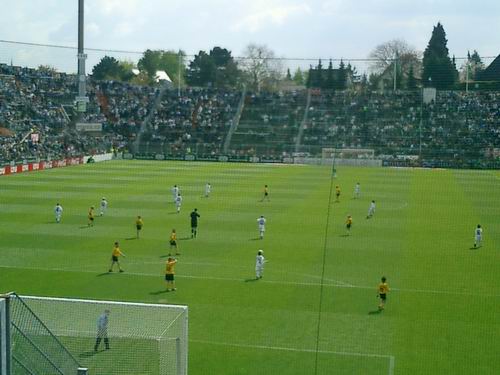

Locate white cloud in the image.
[113,22,135,37]
[231,2,311,33]
[97,0,142,17]
[87,22,101,37]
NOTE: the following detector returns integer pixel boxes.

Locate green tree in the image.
[422,22,457,89]
[117,60,135,82]
[461,50,485,81]
[325,60,334,90]
[293,67,304,85]
[137,49,186,86]
[336,59,347,90]
[186,47,239,87]
[286,68,292,81]
[37,65,57,74]
[315,59,324,88]
[469,50,485,77]
[209,47,239,87]
[186,50,216,86]
[407,65,417,90]
[306,66,312,88]
[92,56,122,80]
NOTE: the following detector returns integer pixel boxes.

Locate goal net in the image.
[20,296,188,375]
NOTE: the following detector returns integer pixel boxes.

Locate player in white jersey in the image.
[175,194,183,213]
[54,203,63,223]
[474,224,483,248]
[205,183,211,198]
[172,185,179,203]
[367,200,376,219]
[354,182,360,198]
[257,215,266,239]
[100,198,108,216]
[255,250,266,279]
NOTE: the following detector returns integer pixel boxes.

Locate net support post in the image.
[0,294,11,375]
[77,368,88,375]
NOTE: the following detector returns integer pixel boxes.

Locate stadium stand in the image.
[1,63,499,168]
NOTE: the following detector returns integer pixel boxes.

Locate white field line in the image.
[191,339,395,375]
[126,260,354,287]
[389,355,396,375]
[1,264,498,298]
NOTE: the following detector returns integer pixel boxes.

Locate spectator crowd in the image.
[1,63,499,168]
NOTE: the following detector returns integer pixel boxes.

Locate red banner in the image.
[0,157,83,177]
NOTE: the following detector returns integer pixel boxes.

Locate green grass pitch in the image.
[0,160,499,374]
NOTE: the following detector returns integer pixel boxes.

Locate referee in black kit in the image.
[190,208,200,238]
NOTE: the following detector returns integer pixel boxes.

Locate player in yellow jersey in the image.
[335,186,341,202]
[345,215,352,235]
[109,242,125,273]
[136,216,143,239]
[261,185,270,202]
[169,229,179,255]
[378,276,390,311]
[165,257,177,291]
[88,206,95,226]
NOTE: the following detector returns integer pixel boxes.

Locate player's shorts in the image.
[89,217,94,221]
[191,223,198,228]
[165,274,174,281]
[111,255,118,262]
[170,240,177,246]
[475,235,482,241]
[346,223,351,229]
[264,192,268,196]
[379,293,386,301]
[136,225,142,230]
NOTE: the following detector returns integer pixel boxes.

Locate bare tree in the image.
[241,43,284,92]
[368,39,421,76]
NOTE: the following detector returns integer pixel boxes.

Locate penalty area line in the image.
[191,339,395,374]
[0,264,498,298]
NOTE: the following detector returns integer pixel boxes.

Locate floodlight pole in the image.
[76,0,89,113]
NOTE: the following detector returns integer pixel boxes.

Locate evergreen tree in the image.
[325,60,334,90]
[422,22,457,89]
[337,59,347,90]
[306,65,312,88]
[315,59,324,88]
[469,50,485,80]
[286,68,292,81]
[360,73,369,90]
[407,65,417,90]
[293,67,304,85]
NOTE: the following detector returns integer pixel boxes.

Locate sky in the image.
[0,0,499,73]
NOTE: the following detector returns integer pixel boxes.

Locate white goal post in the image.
[20,296,188,375]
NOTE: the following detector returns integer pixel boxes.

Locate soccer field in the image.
[0,160,499,374]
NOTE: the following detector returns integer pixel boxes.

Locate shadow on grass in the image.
[97,272,111,277]
[79,350,98,358]
[339,234,350,237]
[150,290,169,295]
[244,278,259,282]
[179,237,191,240]
[125,237,137,241]
[168,212,179,215]
[249,237,262,241]
[469,246,480,250]
[368,310,382,315]
[79,226,90,229]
